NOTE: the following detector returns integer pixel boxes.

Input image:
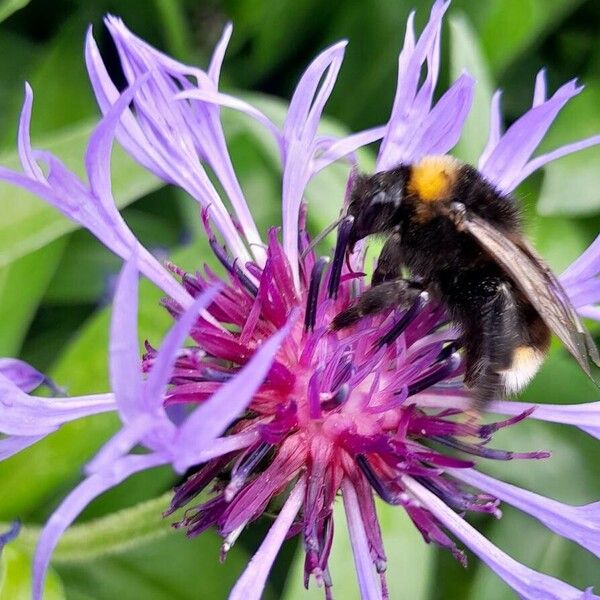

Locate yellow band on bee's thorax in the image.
[408,155,459,203]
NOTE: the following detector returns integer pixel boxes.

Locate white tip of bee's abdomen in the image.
[500,346,545,394]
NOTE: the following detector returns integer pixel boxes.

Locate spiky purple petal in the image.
[1,83,190,308]
[0,434,46,460]
[0,374,114,436]
[88,18,260,265]
[342,478,384,600]
[404,477,599,600]
[86,259,222,474]
[281,42,347,288]
[451,469,600,558]
[0,358,46,392]
[479,75,600,193]
[378,0,473,170]
[229,477,306,600]
[33,453,167,600]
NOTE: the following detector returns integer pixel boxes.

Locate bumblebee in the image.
[332,155,600,405]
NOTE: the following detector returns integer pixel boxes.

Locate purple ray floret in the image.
[1,1,600,599]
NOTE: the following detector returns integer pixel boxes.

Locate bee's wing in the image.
[459,210,600,378]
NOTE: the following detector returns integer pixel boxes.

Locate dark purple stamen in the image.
[375,292,428,349]
[208,236,259,296]
[356,455,401,505]
[0,520,21,556]
[201,367,236,382]
[318,516,334,570]
[304,257,330,331]
[435,341,462,363]
[321,383,350,411]
[42,377,66,397]
[404,352,461,396]
[429,436,551,461]
[181,496,228,537]
[332,383,350,404]
[181,272,204,296]
[478,408,536,438]
[331,354,354,391]
[414,477,498,515]
[227,442,273,500]
[308,369,324,419]
[166,455,231,515]
[328,216,354,299]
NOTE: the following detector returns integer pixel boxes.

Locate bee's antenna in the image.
[299,215,346,260]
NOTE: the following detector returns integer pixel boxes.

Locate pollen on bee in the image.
[408,155,459,202]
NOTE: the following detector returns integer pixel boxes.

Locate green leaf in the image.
[529,216,590,274]
[0,495,252,600]
[0,122,163,269]
[56,528,252,600]
[0,8,104,149]
[55,491,171,562]
[42,233,121,305]
[224,0,330,84]
[151,0,193,61]
[475,0,585,75]
[10,12,96,137]
[0,546,64,600]
[0,31,37,140]
[0,237,66,355]
[449,13,494,164]
[536,82,600,216]
[0,0,29,24]
[45,203,183,305]
[282,498,433,600]
[5,493,174,562]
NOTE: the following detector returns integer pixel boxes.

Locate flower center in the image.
[159,226,549,585]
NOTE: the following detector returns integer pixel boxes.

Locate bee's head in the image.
[346,168,407,250]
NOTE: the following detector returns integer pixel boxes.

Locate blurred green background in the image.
[0,0,599,598]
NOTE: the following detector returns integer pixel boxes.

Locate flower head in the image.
[1,2,600,600]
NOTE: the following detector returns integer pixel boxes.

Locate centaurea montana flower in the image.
[1,2,600,599]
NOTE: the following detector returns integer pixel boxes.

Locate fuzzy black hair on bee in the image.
[332,155,600,407]
[346,168,408,251]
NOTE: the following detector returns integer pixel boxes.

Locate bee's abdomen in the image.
[437,268,550,402]
[500,306,551,394]
[499,345,545,394]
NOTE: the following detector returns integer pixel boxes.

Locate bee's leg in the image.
[331,278,423,330]
[372,232,403,286]
[463,282,520,406]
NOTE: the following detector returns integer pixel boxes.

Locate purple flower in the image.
[1,2,600,599]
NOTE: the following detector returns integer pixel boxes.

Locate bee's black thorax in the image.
[399,161,521,283]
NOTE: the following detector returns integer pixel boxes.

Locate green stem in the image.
[2,492,176,563]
